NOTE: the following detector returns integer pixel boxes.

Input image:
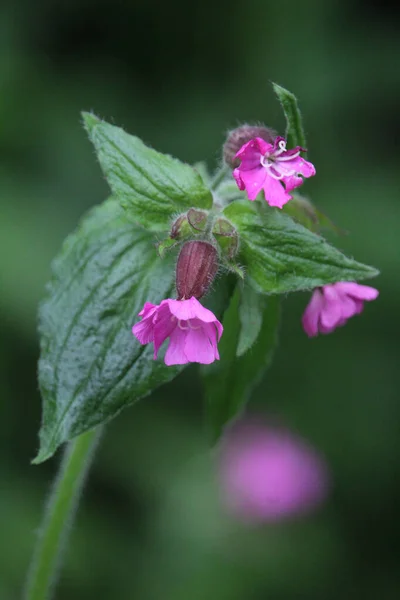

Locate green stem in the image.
[24,428,102,600]
[210,164,231,190]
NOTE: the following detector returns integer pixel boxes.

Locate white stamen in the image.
[265,164,298,180]
[178,319,201,330]
[276,150,301,162]
[273,139,287,157]
[264,166,285,180]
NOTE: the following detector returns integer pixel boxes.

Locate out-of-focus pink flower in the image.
[132,297,223,366]
[302,282,379,337]
[218,420,330,523]
[233,136,316,208]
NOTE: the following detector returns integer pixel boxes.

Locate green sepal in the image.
[212,217,239,259]
[157,237,179,258]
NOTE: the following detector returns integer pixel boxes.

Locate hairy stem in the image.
[24,428,102,600]
[210,164,231,190]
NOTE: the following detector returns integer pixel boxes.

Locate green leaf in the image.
[237,284,266,357]
[272,82,307,149]
[223,200,379,294]
[283,194,345,235]
[82,113,213,231]
[203,288,280,444]
[35,198,183,463]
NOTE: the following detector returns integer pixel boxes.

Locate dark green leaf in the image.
[82,113,213,231]
[203,288,280,444]
[272,82,307,149]
[237,284,266,357]
[283,194,345,235]
[223,200,379,294]
[35,198,183,463]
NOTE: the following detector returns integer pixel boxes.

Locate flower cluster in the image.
[233,136,316,208]
[132,125,378,365]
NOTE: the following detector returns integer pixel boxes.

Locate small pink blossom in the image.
[233,136,316,208]
[218,419,330,523]
[302,282,379,337]
[132,297,223,366]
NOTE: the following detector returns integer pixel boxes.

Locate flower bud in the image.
[212,218,239,259]
[176,241,218,300]
[223,124,277,168]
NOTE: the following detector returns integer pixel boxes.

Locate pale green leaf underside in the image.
[35,198,182,463]
[223,201,378,294]
[82,113,212,231]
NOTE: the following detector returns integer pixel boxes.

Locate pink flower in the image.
[302,282,379,337]
[233,136,316,208]
[132,297,223,366]
[218,419,330,523]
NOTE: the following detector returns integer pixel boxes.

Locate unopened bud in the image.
[212,218,239,259]
[223,124,277,168]
[176,241,218,300]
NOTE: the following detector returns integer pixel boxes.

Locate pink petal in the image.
[263,173,292,208]
[235,137,272,165]
[353,299,364,314]
[164,327,189,365]
[319,288,343,330]
[203,322,220,359]
[336,293,359,320]
[167,297,221,325]
[233,168,245,191]
[287,155,316,179]
[302,289,323,337]
[283,174,304,192]
[132,317,155,345]
[132,302,158,344]
[138,302,157,318]
[153,302,176,359]
[334,282,379,301]
[236,165,267,201]
[184,326,218,364]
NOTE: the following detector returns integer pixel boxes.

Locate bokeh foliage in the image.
[1,0,399,598]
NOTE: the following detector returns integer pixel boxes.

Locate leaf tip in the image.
[82,111,101,133]
[272,82,291,98]
[31,447,55,465]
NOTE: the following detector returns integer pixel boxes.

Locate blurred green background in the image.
[1,0,399,598]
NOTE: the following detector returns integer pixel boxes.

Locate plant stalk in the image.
[210,164,231,190]
[24,428,102,600]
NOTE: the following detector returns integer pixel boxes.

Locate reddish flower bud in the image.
[176,241,218,300]
[223,124,277,168]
